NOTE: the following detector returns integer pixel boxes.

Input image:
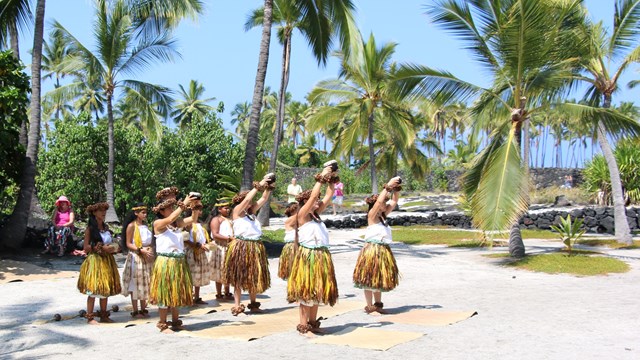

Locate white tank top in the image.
[99,230,113,245]
[154,226,184,254]
[284,229,295,243]
[189,223,207,245]
[297,221,329,248]
[219,218,233,237]
[365,222,392,244]
[233,216,262,240]
[138,225,153,247]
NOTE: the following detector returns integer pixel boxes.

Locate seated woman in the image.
[43,196,75,256]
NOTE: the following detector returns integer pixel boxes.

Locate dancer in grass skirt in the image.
[208,200,234,300]
[353,177,401,314]
[149,187,197,333]
[287,163,339,336]
[223,174,275,315]
[278,203,298,280]
[121,203,154,318]
[184,204,211,305]
[77,202,121,324]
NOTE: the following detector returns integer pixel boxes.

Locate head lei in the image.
[295,190,313,205]
[365,194,390,206]
[215,198,232,207]
[132,205,147,212]
[86,202,109,214]
[232,191,250,205]
[153,186,179,213]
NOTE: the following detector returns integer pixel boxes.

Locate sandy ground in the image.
[1,227,639,360]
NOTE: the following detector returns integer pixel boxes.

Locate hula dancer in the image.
[150,187,197,333]
[77,202,121,324]
[223,174,275,315]
[208,200,233,300]
[278,203,298,280]
[184,199,211,305]
[353,176,402,314]
[287,163,339,336]
[121,203,154,318]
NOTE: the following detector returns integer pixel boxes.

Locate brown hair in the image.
[285,202,299,217]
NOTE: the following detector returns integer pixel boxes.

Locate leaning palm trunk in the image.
[368,112,377,192]
[599,96,632,244]
[242,0,273,191]
[0,0,46,249]
[258,28,292,226]
[105,93,119,223]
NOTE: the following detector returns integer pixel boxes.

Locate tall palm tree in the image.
[51,0,178,222]
[573,0,640,244]
[394,0,606,256]
[231,101,251,136]
[0,0,45,249]
[240,0,361,192]
[284,100,308,146]
[307,33,416,192]
[172,79,217,130]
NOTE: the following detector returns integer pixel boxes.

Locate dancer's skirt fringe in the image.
[120,249,154,300]
[150,254,193,307]
[77,252,121,297]
[287,246,338,306]
[278,242,294,280]
[186,246,211,287]
[352,242,399,292]
[222,238,270,293]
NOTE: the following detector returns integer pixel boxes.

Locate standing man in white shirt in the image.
[287,178,302,203]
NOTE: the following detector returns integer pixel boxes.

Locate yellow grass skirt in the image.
[287,246,338,306]
[77,252,122,297]
[278,242,294,280]
[149,254,193,307]
[352,242,399,292]
[223,238,270,293]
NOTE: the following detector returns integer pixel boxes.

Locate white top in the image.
[138,225,153,247]
[287,184,302,203]
[189,223,207,245]
[233,216,262,240]
[284,229,295,243]
[99,230,113,245]
[365,222,392,244]
[154,226,185,254]
[297,221,329,248]
[218,218,234,238]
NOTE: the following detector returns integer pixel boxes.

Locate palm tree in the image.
[231,101,251,136]
[308,33,415,192]
[240,0,360,193]
[50,0,178,222]
[284,100,308,146]
[0,0,45,249]
[172,79,217,130]
[394,0,603,256]
[574,0,640,244]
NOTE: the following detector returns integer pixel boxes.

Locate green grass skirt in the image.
[278,242,294,280]
[287,246,338,306]
[353,242,399,292]
[223,238,270,293]
[77,252,122,297]
[149,255,193,307]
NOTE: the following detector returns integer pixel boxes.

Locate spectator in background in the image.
[43,196,75,257]
[287,177,302,203]
[332,181,344,215]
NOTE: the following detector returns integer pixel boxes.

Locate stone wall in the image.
[323,206,640,234]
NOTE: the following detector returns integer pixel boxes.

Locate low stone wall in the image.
[324,206,640,234]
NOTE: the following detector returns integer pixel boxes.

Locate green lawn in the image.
[577,239,640,249]
[262,229,285,243]
[390,226,559,246]
[502,253,630,276]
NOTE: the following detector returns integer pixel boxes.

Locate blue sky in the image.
[16,0,640,147]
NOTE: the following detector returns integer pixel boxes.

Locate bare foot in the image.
[87,319,99,325]
[160,327,174,334]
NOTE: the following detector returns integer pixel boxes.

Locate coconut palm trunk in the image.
[0,0,46,249]
[368,111,378,192]
[242,0,273,191]
[599,95,632,244]
[258,27,292,226]
[105,90,119,223]
[9,21,29,148]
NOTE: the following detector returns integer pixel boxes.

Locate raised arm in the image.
[297,167,332,222]
[317,182,335,214]
[385,189,400,216]
[251,186,272,214]
[154,195,194,233]
[232,187,260,219]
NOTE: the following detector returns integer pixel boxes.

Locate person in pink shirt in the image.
[43,196,75,256]
[332,181,344,215]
